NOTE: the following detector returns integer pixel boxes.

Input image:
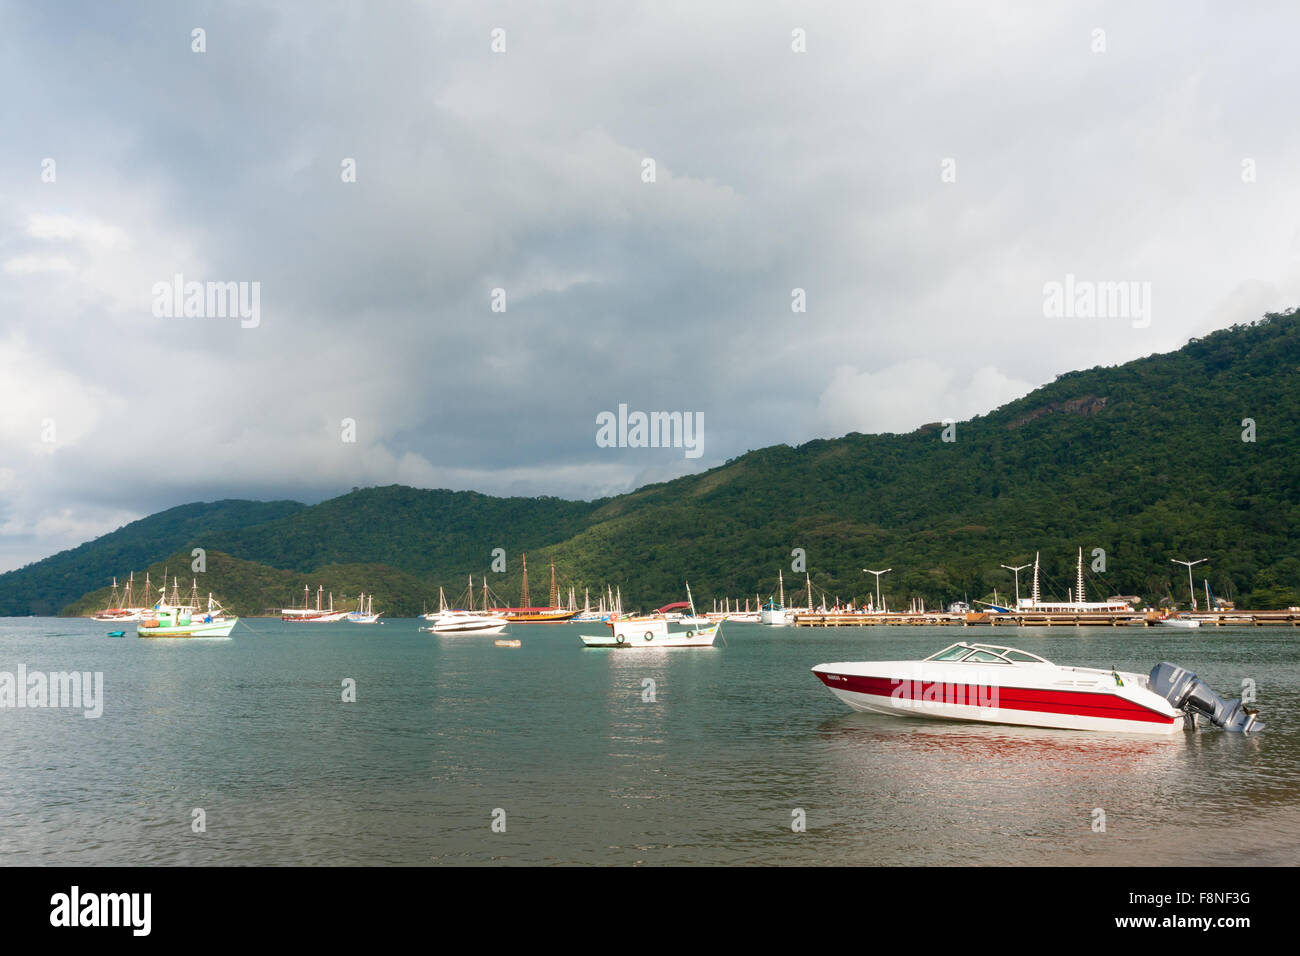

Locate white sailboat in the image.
[90,571,149,622]
[282,585,352,622]
[760,570,796,625]
[348,592,383,624]
[1015,550,1134,614]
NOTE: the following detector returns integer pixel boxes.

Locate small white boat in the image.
[1157,616,1201,629]
[813,642,1258,734]
[760,571,796,624]
[348,592,383,624]
[581,617,721,648]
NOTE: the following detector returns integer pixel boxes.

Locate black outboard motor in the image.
[1148,662,1260,733]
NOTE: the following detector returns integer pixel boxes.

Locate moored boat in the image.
[422,610,509,634]
[282,585,351,622]
[348,592,383,624]
[138,593,237,638]
[89,572,149,622]
[813,641,1259,735]
[581,582,719,647]
[581,617,721,648]
[498,554,578,622]
[760,571,796,625]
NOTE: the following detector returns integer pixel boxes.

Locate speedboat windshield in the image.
[927,643,974,661]
[923,643,1050,665]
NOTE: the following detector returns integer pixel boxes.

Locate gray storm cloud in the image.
[2,1,1299,570]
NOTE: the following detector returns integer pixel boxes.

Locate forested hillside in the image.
[9,310,1299,617]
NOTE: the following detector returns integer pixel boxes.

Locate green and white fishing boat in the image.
[137,587,237,639]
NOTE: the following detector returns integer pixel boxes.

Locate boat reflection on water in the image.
[816,712,1187,769]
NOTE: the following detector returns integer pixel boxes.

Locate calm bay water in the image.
[1,617,1297,866]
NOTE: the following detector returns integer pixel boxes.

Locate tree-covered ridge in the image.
[200,485,602,578]
[10,309,1300,617]
[62,550,435,619]
[547,311,1300,609]
[0,499,304,616]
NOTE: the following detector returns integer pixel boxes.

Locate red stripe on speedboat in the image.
[816,672,1174,724]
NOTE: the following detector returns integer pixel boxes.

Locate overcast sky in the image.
[2,1,1299,572]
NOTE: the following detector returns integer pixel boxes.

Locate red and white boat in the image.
[813,642,1259,735]
[282,585,351,623]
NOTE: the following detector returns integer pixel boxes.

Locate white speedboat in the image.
[422,610,509,635]
[1157,616,1201,629]
[813,642,1258,735]
[581,617,721,648]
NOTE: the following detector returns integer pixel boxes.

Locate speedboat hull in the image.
[813,647,1185,734]
[423,612,509,634]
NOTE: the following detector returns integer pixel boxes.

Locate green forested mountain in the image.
[0,500,304,616]
[62,550,434,620]
[10,310,1300,617]
[201,486,600,579]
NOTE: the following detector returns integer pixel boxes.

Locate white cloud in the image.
[25,213,128,248]
[1,1,1299,569]
[3,255,74,274]
[812,361,1036,436]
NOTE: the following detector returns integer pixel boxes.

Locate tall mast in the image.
[520,553,531,608]
[1031,553,1041,606]
[1076,547,1085,605]
[806,572,812,611]
[549,556,558,609]
[779,569,785,607]
[1171,557,1207,611]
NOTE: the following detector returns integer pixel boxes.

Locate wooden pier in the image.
[792,610,1300,627]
